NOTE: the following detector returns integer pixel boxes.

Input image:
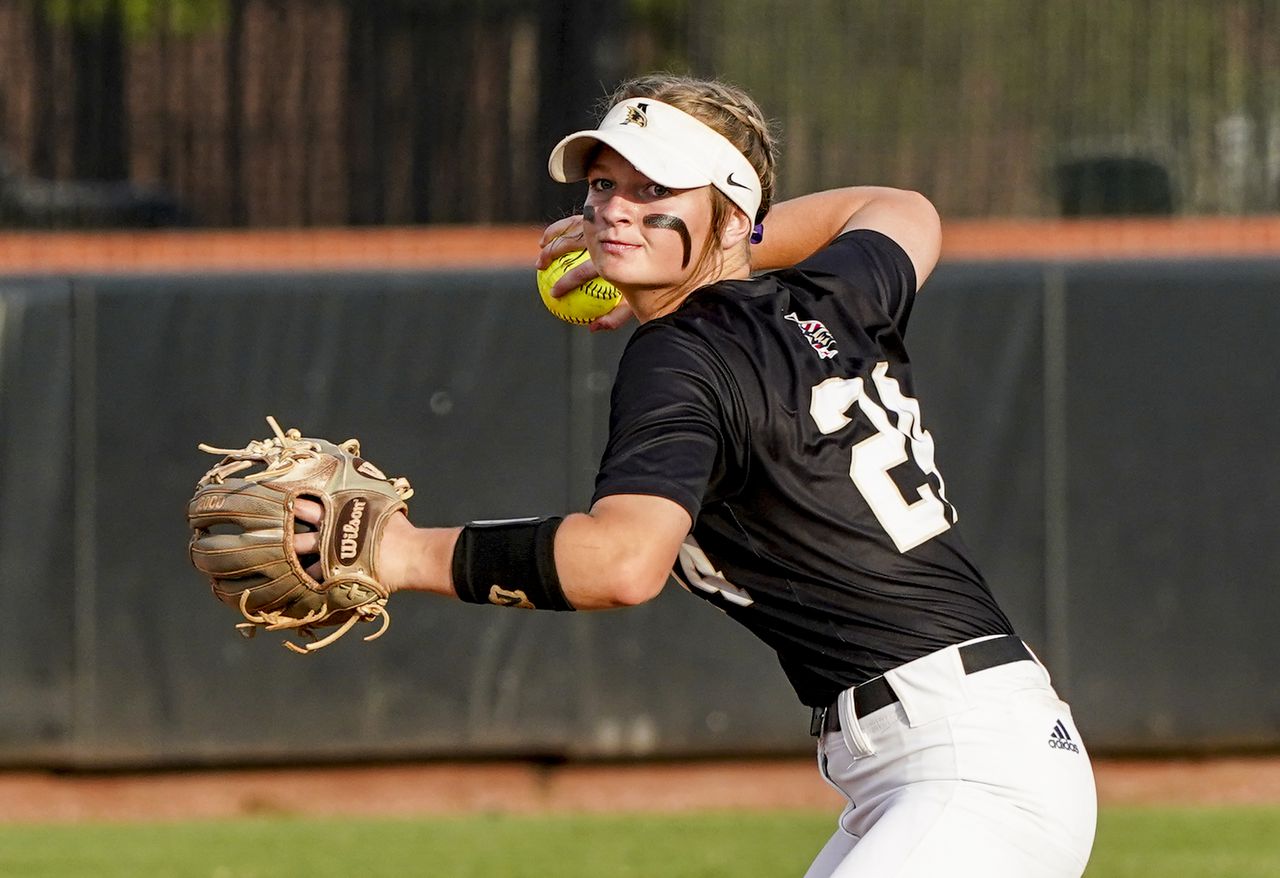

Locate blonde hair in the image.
[601,73,779,282]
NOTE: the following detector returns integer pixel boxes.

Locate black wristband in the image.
[451,517,574,611]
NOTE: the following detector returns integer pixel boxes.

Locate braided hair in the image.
[603,74,778,225]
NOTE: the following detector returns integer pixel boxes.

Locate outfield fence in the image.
[0,221,1276,768]
[1,0,1277,769]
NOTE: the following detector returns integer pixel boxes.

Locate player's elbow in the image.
[557,497,686,609]
[595,554,668,607]
[905,188,942,235]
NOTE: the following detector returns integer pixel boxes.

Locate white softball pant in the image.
[805,636,1097,878]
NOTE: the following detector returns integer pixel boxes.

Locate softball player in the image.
[296,73,1097,876]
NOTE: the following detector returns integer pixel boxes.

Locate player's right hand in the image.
[537,214,587,269]
[536,215,634,332]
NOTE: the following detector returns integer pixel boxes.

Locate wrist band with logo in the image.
[451,517,574,611]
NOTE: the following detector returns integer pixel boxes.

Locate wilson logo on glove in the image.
[336,498,368,562]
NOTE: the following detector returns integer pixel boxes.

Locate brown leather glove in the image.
[187,417,413,654]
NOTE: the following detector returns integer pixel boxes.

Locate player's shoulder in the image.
[768,228,919,330]
[787,228,915,290]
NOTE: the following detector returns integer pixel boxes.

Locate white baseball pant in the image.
[805,636,1097,878]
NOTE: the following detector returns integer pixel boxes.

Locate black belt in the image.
[809,635,1033,736]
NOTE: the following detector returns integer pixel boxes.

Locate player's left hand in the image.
[293,497,418,594]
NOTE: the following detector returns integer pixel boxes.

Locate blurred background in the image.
[3,0,1279,229]
[0,0,1278,770]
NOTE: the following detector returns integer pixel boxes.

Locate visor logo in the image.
[726,172,751,190]
[622,102,649,127]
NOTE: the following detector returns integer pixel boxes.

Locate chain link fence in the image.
[2,0,1277,228]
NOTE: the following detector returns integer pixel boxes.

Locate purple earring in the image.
[750,223,764,244]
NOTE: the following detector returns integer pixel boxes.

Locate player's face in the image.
[582,146,713,296]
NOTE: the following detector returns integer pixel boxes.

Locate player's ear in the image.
[720,207,752,250]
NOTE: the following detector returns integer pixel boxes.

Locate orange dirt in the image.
[1,217,1279,276]
[0,756,1277,824]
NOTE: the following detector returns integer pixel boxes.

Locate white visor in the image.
[547,98,762,223]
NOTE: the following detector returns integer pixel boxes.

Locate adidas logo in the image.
[1048,719,1081,753]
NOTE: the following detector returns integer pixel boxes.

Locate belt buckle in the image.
[809,705,827,737]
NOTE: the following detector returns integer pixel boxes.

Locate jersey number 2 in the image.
[809,362,955,553]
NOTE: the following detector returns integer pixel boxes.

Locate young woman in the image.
[297,73,1097,876]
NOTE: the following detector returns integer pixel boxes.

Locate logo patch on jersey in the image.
[784,312,839,359]
[1048,719,1081,753]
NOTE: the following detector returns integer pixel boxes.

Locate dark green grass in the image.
[1087,805,1280,878]
[1,806,1277,877]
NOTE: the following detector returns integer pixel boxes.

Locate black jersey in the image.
[592,229,1014,707]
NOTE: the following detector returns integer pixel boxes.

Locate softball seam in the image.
[580,279,620,301]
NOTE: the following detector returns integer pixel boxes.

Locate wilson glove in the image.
[187,417,413,654]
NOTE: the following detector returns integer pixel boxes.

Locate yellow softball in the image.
[535,249,622,325]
